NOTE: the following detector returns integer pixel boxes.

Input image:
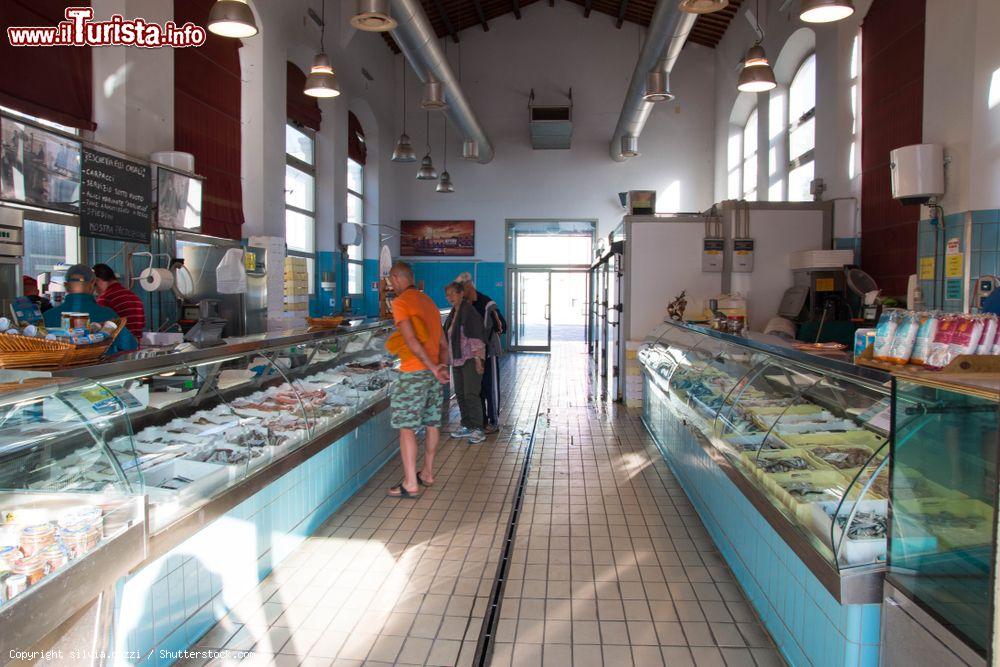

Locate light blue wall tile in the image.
[972,225,984,251]
[972,209,1000,224]
[984,224,1000,253]
[981,252,998,277]
[860,644,880,667]
[843,640,860,667]
[860,605,881,645]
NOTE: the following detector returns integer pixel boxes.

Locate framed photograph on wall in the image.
[400,220,475,257]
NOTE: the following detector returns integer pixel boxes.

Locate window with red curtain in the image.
[287,62,321,131]
[0,1,94,130]
[174,0,244,240]
[860,0,925,297]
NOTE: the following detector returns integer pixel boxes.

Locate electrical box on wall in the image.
[733,238,755,272]
[702,238,724,272]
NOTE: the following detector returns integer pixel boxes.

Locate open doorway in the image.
[506,220,594,352]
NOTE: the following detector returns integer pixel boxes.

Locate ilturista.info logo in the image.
[7,7,207,48]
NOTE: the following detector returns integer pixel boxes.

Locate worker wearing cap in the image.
[43,264,139,354]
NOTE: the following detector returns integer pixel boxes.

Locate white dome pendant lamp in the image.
[207,0,259,38]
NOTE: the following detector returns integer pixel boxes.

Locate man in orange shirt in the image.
[386,262,449,498]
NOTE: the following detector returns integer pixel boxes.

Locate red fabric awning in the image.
[287,62,322,131]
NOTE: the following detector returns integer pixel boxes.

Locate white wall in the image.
[390,1,717,263]
[87,0,399,259]
[923,0,1000,214]
[712,0,872,238]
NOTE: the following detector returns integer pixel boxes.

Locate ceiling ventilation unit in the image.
[528,88,573,150]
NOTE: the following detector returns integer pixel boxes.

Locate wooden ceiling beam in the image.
[471,0,491,31]
[615,0,629,28]
[430,0,460,40]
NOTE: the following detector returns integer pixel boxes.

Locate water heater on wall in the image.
[340,222,363,246]
[889,143,945,205]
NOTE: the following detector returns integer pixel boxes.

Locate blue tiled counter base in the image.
[642,379,881,667]
[112,409,398,667]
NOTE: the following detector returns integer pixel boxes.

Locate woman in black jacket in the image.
[443,282,488,444]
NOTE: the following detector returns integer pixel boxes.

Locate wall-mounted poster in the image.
[400,220,474,257]
[0,116,81,212]
[156,167,202,231]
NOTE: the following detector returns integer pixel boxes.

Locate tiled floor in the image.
[188,345,783,666]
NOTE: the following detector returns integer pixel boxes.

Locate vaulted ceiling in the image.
[381,0,743,52]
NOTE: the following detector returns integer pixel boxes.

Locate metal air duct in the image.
[389,0,494,163]
[609,1,697,161]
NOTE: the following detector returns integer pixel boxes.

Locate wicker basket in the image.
[0,319,126,370]
[306,316,345,330]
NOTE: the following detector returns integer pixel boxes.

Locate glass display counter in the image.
[0,319,399,658]
[0,379,147,659]
[639,320,899,666]
[883,375,998,666]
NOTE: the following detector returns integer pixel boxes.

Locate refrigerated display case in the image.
[882,375,998,666]
[639,319,901,666]
[0,319,400,661]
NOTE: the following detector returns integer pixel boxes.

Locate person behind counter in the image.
[43,264,139,354]
[93,263,146,340]
[22,275,52,313]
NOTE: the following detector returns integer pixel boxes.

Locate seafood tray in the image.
[809,499,888,565]
[142,459,232,504]
[772,418,860,436]
[781,430,887,452]
[720,433,785,454]
[766,470,852,521]
[895,498,994,550]
[804,445,881,471]
[741,448,826,480]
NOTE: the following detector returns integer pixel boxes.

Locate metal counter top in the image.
[59,317,395,381]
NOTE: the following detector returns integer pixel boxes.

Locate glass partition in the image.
[889,379,998,658]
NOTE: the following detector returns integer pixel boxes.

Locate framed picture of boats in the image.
[400,220,474,257]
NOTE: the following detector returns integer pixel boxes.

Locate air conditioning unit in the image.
[528,88,573,150]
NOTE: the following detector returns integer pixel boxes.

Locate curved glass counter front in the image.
[639,320,902,579]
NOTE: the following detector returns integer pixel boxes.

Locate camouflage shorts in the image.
[390,370,443,430]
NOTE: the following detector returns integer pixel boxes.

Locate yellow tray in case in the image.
[781,430,887,451]
[895,498,994,550]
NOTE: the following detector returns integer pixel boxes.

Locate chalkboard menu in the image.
[81,147,151,243]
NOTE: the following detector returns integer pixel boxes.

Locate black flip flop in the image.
[417,472,434,487]
[387,484,421,499]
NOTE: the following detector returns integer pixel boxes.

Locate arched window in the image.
[742,108,758,200]
[848,35,861,180]
[346,112,366,298]
[787,53,816,201]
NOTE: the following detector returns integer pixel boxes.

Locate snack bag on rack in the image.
[910,313,940,366]
[977,315,998,355]
[886,311,920,364]
[924,316,958,369]
[872,309,901,362]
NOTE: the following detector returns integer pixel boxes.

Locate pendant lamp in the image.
[678,0,729,13]
[621,135,640,158]
[461,139,479,161]
[643,71,674,102]
[437,118,454,193]
[421,81,447,110]
[351,0,397,31]
[391,65,417,162]
[416,113,438,180]
[207,0,258,38]
[799,0,855,23]
[737,43,777,92]
[304,1,340,98]
[737,1,776,93]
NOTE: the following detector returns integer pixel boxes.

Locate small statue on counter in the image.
[667,291,687,321]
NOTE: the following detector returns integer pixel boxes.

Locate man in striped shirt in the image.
[93,264,146,340]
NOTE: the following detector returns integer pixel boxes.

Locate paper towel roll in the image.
[138,267,175,292]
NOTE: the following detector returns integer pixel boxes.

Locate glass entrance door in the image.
[511,270,551,350]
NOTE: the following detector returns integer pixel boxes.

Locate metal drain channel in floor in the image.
[472,368,550,667]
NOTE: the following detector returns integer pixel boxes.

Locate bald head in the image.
[388,261,414,292]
